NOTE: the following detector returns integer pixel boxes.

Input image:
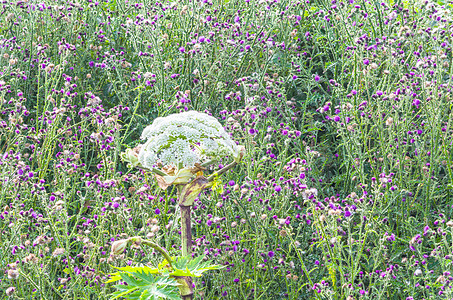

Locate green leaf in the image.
[158,258,175,271]
[106,272,122,284]
[169,256,224,278]
[107,265,161,283]
[168,268,193,277]
[109,270,179,300]
[120,272,142,286]
[111,285,139,300]
[138,286,180,300]
[114,265,160,275]
[132,270,179,287]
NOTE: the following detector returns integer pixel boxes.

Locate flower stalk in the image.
[138,238,174,270]
[111,236,174,270]
[179,205,192,258]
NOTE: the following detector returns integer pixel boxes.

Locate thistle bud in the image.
[7,269,19,279]
[6,287,15,296]
[111,239,130,255]
[385,117,394,126]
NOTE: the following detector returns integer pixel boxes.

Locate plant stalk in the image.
[180,205,193,257]
[179,195,193,299]
[139,239,174,269]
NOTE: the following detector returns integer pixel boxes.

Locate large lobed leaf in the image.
[168,256,224,278]
[107,266,160,284]
[110,270,179,300]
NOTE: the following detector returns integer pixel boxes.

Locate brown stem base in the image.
[175,276,193,300]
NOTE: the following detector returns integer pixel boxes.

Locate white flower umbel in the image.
[138,111,240,169]
[122,111,244,188]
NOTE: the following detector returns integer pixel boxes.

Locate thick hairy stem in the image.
[179,205,193,299]
[175,276,193,300]
[180,205,192,257]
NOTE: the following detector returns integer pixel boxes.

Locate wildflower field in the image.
[1,0,453,298]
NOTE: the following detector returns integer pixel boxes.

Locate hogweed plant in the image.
[109,111,245,299]
[3,0,453,298]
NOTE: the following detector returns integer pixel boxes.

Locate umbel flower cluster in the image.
[139,111,240,168]
[122,111,243,188]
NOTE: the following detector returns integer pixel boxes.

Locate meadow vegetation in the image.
[1,0,453,298]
